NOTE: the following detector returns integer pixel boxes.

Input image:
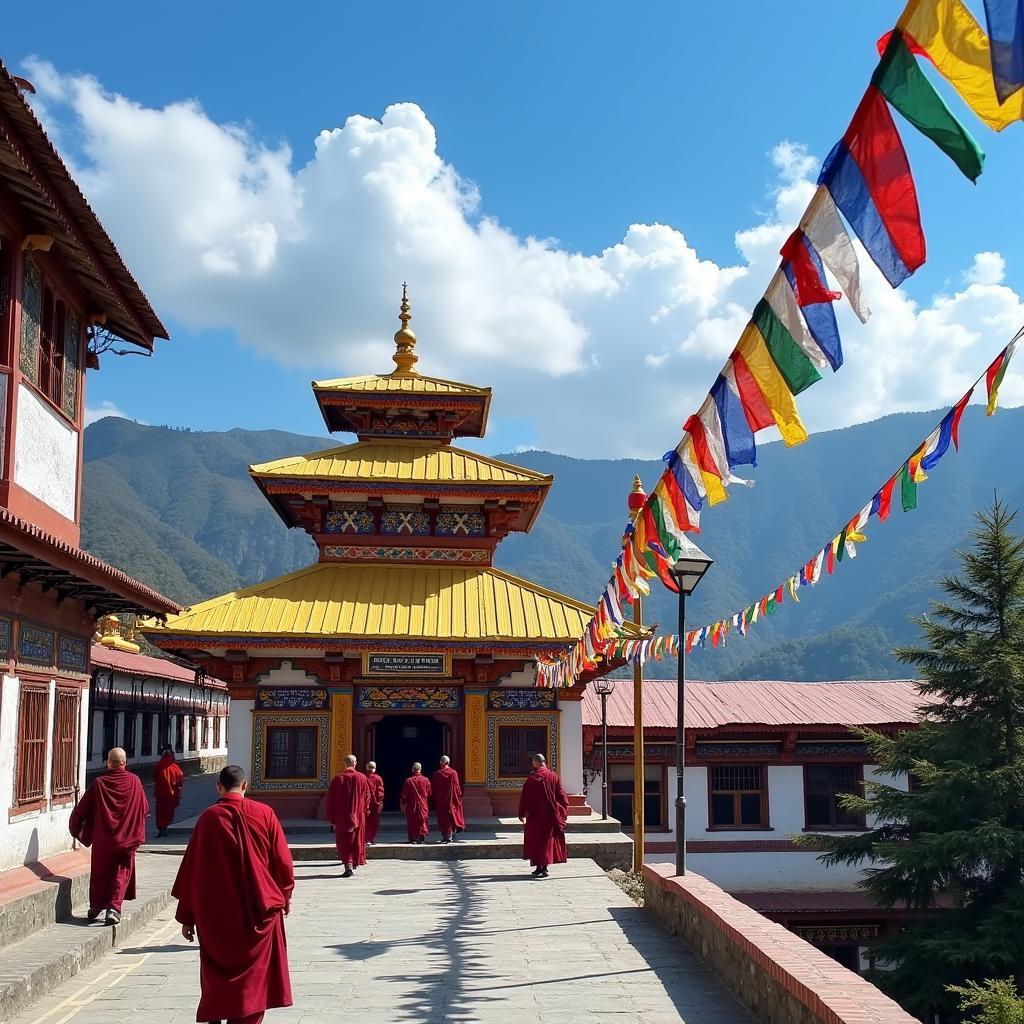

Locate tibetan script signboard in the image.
[357,686,461,711]
[363,652,449,676]
[488,688,556,711]
[256,687,329,711]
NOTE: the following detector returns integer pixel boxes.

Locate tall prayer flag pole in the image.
[628,476,647,873]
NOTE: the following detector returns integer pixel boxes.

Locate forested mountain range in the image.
[81,406,1024,680]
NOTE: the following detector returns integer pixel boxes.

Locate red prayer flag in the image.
[729,351,776,431]
[683,414,725,484]
[951,388,972,450]
[780,232,841,306]
[877,475,898,521]
[658,468,699,532]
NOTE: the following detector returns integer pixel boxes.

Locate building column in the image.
[329,688,354,779]
[558,696,592,815]
[462,687,492,816]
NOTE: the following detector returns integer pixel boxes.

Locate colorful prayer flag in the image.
[898,0,1024,131]
[683,418,729,506]
[765,270,832,372]
[780,230,841,306]
[983,0,1024,102]
[711,373,757,467]
[986,333,1022,414]
[728,351,776,432]
[899,463,918,512]
[819,87,925,287]
[782,244,844,371]
[752,298,824,393]
[735,324,809,446]
[801,187,871,325]
[873,30,985,182]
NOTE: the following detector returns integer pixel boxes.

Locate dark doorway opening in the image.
[373,715,444,812]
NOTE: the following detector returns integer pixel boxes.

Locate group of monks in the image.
[325,754,466,873]
[71,749,569,1023]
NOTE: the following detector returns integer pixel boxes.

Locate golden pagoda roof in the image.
[312,372,491,398]
[250,440,551,486]
[142,563,622,644]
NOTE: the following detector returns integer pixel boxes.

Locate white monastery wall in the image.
[229,700,255,778]
[14,384,78,522]
[558,700,585,795]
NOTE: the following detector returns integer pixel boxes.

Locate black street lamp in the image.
[593,677,616,820]
[668,537,714,876]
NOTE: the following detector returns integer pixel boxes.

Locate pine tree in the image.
[802,500,1024,1020]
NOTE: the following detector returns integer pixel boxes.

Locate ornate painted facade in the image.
[145,289,633,817]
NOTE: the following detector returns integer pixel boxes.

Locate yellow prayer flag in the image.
[684,437,728,506]
[899,0,1024,132]
[736,323,809,447]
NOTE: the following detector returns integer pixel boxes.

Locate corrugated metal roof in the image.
[142,563,601,642]
[249,441,551,484]
[582,678,923,730]
[90,644,227,689]
[312,373,490,396]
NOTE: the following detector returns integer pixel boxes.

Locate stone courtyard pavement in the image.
[9,859,751,1024]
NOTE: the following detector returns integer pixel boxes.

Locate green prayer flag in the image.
[752,300,821,395]
[836,528,849,563]
[873,31,985,183]
[899,463,918,512]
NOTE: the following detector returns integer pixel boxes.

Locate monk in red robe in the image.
[325,755,368,876]
[364,761,385,845]
[69,746,148,925]
[431,755,465,843]
[153,747,185,837]
[173,764,293,1024]
[400,762,431,843]
[518,753,569,878]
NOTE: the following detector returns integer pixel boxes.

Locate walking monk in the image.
[153,746,184,837]
[431,755,465,843]
[364,761,385,845]
[326,754,368,877]
[173,764,293,1024]
[400,762,431,844]
[69,746,148,925]
[518,753,569,879]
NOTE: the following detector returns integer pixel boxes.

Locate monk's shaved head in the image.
[219,765,246,790]
[367,761,376,770]
[532,753,546,766]
[440,755,450,765]
[412,762,422,772]
[346,754,357,767]
[107,747,127,767]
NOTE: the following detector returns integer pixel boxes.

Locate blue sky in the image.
[7,0,1024,456]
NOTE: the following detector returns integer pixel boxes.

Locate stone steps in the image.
[0,853,179,1023]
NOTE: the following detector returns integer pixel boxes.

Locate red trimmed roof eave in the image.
[0,62,167,348]
[0,508,179,616]
[90,643,228,690]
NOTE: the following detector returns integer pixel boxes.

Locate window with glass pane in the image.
[610,764,664,831]
[265,726,318,779]
[804,764,862,828]
[498,726,547,776]
[51,688,80,798]
[709,765,767,828]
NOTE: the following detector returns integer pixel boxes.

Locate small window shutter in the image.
[20,257,42,383]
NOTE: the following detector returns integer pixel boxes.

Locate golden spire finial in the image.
[392,282,419,375]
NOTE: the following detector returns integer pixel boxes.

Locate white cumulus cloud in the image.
[26,62,1024,457]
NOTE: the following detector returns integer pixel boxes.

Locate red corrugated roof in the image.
[90,644,227,689]
[582,678,923,731]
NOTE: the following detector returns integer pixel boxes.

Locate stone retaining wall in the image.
[643,864,918,1024]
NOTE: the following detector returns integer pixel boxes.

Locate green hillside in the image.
[81,406,1024,679]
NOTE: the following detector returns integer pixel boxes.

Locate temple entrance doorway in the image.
[373,715,445,812]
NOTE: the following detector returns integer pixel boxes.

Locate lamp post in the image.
[668,537,714,876]
[593,677,615,820]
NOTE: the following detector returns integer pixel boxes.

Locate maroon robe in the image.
[172,794,293,1022]
[69,766,148,912]
[325,769,368,865]
[153,753,184,830]
[365,771,385,843]
[431,765,466,838]
[518,765,569,868]
[400,773,431,841]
